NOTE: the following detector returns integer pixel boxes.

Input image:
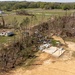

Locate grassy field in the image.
[2,9,75,26]
[0,36,13,43]
[25,9,75,15]
[0,9,75,44]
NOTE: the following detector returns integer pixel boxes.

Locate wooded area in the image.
[0,1,75,10]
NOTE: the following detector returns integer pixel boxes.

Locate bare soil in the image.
[3,36,75,75]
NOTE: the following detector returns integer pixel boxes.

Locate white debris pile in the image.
[52,48,65,57]
[39,43,51,50]
[43,47,58,54]
[39,43,66,57]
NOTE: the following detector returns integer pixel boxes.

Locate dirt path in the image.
[66,42,75,51]
[7,60,75,75]
[52,36,75,51]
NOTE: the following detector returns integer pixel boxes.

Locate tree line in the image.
[0,1,75,10]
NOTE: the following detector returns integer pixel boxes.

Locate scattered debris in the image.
[39,43,51,50]
[42,46,58,54]
[40,45,66,57]
[52,48,65,57]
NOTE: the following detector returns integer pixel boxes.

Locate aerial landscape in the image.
[0,0,75,75]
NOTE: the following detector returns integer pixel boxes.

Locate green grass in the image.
[51,39,60,46]
[0,36,14,44]
[2,13,50,28]
[2,9,75,26]
[0,9,75,44]
[25,9,75,16]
